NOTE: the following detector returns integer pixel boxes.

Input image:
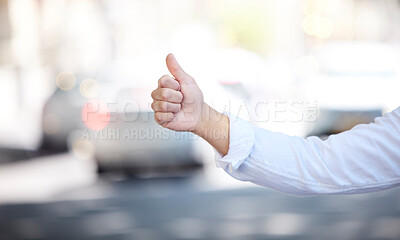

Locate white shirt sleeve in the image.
[215,107,400,196]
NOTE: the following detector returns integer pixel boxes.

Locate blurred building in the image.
[0,0,399,146]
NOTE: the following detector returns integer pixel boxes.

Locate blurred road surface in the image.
[0,153,399,240]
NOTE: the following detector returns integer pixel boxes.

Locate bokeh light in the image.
[72,139,95,160]
[55,71,76,91]
[79,78,99,98]
[302,14,333,39]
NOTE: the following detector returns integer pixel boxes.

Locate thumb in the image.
[166,53,191,83]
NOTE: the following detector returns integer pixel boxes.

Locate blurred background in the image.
[0,0,399,239]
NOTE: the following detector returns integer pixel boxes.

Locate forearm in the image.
[192,103,229,156]
[216,107,400,195]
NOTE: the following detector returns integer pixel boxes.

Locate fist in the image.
[151,54,204,132]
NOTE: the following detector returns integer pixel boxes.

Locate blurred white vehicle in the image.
[304,42,399,136]
[42,80,202,176]
[307,42,399,111]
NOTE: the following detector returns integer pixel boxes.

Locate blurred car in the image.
[307,42,399,111]
[305,42,399,136]
[307,108,382,139]
[91,111,201,176]
[40,81,202,176]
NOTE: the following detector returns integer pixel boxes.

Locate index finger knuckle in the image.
[160,89,170,100]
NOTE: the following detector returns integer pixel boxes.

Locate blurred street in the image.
[0,152,400,240]
[1,0,400,239]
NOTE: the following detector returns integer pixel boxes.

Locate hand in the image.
[151,53,204,132]
[151,53,230,156]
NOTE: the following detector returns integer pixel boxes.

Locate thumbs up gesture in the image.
[151,54,205,132]
[151,54,230,156]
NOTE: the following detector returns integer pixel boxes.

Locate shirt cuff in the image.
[214,112,255,172]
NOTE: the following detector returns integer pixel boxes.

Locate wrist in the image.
[192,103,212,136]
[192,103,229,140]
[192,103,230,156]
